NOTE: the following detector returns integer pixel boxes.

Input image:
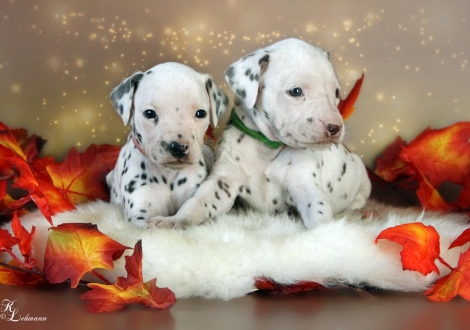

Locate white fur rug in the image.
[2,200,469,300]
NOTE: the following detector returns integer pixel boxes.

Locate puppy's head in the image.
[110,62,229,169]
[225,38,344,149]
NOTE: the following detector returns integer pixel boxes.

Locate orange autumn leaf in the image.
[0,260,45,286]
[0,122,27,160]
[425,249,470,302]
[338,73,364,120]
[374,136,412,182]
[11,211,36,267]
[82,240,176,313]
[11,128,46,164]
[44,223,130,288]
[0,145,39,193]
[0,228,21,251]
[449,228,470,250]
[254,277,325,294]
[375,223,442,275]
[455,176,470,212]
[399,122,470,187]
[413,166,453,212]
[45,144,120,205]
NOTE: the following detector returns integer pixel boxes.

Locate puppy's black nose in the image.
[326,123,341,137]
[168,141,188,159]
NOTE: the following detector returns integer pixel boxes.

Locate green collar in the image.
[230,109,284,149]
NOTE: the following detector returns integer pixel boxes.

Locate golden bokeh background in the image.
[0,0,469,167]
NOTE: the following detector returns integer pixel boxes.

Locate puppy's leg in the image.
[348,173,371,211]
[147,173,242,229]
[285,170,333,229]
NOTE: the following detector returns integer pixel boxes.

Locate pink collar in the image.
[131,134,147,156]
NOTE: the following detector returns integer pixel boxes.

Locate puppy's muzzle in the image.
[168,141,188,159]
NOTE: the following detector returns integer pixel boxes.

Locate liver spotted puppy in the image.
[150,39,371,229]
[107,62,229,228]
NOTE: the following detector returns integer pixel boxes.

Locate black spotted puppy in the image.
[107,62,229,228]
[151,39,371,229]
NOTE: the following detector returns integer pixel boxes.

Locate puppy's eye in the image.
[143,109,157,119]
[195,109,207,119]
[288,87,303,97]
[335,88,340,98]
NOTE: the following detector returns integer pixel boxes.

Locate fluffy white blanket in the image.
[3,200,469,300]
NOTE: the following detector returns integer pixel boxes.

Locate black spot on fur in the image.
[110,73,143,109]
[178,178,187,186]
[237,134,245,143]
[236,88,247,99]
[225,66,235,81]
[342,163,347,176]
[124,180,136,193]
[162,176,167,184]
[258,54,270,65]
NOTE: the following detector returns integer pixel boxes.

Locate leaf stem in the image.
[91,270,111,285]
[437,256,454,271]
[0,260,45,276]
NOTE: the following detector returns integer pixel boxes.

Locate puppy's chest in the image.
[117,144,207,201]
[247,144,362,212]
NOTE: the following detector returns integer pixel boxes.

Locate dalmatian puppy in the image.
[151,38,371,229]
[107,62,229,228]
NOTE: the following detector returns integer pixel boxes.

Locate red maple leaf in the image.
[425,249,470,302]
[45,144,120,205]
[374,122,470,213]
[254,277,325,294]
[449,228,470,250]
[44,223,130,288]
[11,127,46,164]
[11,211,37,267]
[0,228,21,251]
[338,73,364,120]
[0,260,45,286]
[82,240,176,313]
[0,212,43,284]
[399,122,470,187]
[374,136,412,182]
[375,223,445,276]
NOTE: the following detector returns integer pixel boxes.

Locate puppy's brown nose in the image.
[326,123,341,137]
[168,141,188,159]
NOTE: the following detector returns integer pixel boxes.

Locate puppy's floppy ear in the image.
[224,49,270,109]
[205,76,230,128]
[110,71,144,125]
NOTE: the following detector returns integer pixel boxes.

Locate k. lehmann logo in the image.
[1,299,47,322]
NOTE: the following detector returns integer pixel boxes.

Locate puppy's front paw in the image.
[146,216,185,230]
[353,207,379,220]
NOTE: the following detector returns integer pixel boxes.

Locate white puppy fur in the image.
[107,62,228,228]
[152,39,371,229]
[3,200,468,300]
